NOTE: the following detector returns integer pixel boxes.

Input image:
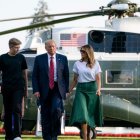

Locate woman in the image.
[68,45,103,140]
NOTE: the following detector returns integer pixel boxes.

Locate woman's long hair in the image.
[80,44,95,68]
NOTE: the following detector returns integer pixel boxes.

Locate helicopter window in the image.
[40,30,52,43]
[88,30,140,53]
[88,31,105,52]
[111,32,126,52]
[106,70,133,84]
[24,36,42,49]
[104,33,113,53]
[24,37,33,49]
[126,34,139,53]
[89,31,104,43]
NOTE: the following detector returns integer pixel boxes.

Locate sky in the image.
[0,0,140,53]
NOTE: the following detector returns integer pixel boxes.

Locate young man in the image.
[32,40,69,140]
[0,38,28,140]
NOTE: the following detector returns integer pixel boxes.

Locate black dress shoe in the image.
[92,128,97,139]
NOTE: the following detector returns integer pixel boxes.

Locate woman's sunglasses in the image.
[80,49,86,53]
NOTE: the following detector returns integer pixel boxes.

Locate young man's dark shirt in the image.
[0,53,27,91]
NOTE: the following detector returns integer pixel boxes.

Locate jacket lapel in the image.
[56,54,62,76]
[43,53,49,76]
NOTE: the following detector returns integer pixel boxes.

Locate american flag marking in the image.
[60,33,86,47]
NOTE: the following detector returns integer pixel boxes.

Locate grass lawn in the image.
[0,135,140,140]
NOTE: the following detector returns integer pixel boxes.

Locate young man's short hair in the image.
[9,38,21,48]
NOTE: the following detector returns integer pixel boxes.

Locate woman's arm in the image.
[69,73,78,93]
[67,73,78,97]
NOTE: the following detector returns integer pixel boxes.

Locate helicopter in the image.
[0,0,140,131]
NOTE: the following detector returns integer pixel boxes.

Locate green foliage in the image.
[28,0,53,35]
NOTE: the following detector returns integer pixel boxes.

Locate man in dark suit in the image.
[32,39,69,140]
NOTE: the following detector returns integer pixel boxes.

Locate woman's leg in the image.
[81,123,87,140]
[87,125,91,140]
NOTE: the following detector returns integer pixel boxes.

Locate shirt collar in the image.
[47,53,56,59]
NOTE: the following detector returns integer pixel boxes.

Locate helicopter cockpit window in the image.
[40,30,52,43]
[106,70,133,84]
[23,36,42,49]
[88,31,104,52]
[23,36,33,49]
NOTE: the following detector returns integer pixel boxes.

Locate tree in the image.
[28,0,53,35]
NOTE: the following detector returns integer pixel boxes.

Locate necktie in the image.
[49,56,54,89]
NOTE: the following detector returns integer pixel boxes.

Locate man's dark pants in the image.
[41,83,63,140]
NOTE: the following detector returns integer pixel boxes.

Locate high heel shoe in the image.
[92,128,97,139]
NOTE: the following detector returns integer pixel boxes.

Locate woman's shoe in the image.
[80,129,83,139]
[92,128,97,139]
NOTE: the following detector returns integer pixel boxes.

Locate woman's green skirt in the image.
[69,81,103,129]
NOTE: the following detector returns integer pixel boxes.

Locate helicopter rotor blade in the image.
[0,10,109,22]
[0,8,112,35]
[0,14,100,35]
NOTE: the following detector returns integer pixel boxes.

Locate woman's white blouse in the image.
[73,60,102,83]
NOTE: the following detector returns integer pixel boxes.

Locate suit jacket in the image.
[32,53,69,102]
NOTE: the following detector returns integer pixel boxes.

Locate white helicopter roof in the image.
[105,17,140,34]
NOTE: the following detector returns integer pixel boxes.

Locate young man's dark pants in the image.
[2,88,23,140]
